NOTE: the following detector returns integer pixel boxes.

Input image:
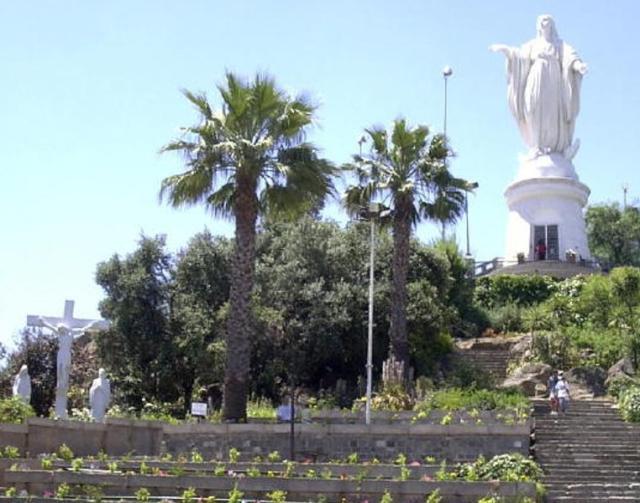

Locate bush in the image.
[530,330,577,370]
[475,275,556,309]
[445,359,494,390]
[480,453,543,481]
[486,303,526,333]
[608,375,640,398]
[415,388,529,414]
[443,453,542,483]
[576,275,612,326]
[568,326,626,369]
[0,397,35,424]
[619,386,640,422]
[370,384,414,411]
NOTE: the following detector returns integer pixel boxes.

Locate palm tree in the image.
[344,119,471,375]
[422,167,468,240]
[160,73,335,421]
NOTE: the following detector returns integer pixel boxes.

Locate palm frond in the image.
[181,89,213,120]
[205,181,236,219]
[159,165,214,208]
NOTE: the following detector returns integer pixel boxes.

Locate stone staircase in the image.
[533,398,640,501]
[456,338,514,380]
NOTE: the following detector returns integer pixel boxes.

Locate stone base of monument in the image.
[504,154,591,263]
[489,259,600,279]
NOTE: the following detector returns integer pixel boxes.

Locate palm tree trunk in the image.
[389,196,412,375]
[223,174,258,422]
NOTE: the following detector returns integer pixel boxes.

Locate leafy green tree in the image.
[160,73,335,421]
[95,234,231,414]
[252,219,383,401]
[586,203,640,267]
[610,267,640,367]
[96,236,177,410]
[344,119,470,374]
[170,231,231,410]
[0,330,56,416]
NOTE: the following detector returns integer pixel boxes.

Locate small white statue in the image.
[12,365,31,403]
[490,15,588,160]
[89,368,111,422]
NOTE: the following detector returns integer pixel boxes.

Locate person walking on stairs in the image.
[554,371,571,414]
[547,369,558,415]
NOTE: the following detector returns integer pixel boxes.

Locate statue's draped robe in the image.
[505,39,582,156]
[90,377,111,421]
[12,371,31,403]
[57,332,73,391]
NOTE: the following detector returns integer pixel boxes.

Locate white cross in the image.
[27,300,109,331]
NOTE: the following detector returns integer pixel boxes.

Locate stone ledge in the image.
[5,469,537,503]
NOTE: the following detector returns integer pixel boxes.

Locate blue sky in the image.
[1,1,638,346]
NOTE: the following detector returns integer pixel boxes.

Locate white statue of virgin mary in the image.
[490,15,588,160]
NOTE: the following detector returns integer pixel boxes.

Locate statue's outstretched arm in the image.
[572,60,588,75]
[489,44,514,57]
[38,317,58,333]
[72,320,99,338]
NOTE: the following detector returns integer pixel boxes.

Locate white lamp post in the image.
[361,202,391,425]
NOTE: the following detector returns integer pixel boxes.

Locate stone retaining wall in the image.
[5,469,537,503]
[165,422,529,461]
[0,419,530,462]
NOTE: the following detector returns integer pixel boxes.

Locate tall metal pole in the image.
[465,191,470,257]
[443,66,452,141]
[623,183,629,209]
[442,66,453,242]
[365,212,375,426]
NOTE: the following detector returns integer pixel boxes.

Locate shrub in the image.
[266,490,287,503]
[480,453,542,482]
[444,453,542,483]
[71,457,84,472]
[57,443,74,462]
[576,275,613,326]
[608,375,640,398]
[228,447,240,463]
[182,487,197,503]
[530,329,577,370]
[445,359,494,390]
[82,484,103,501]
[416,388,529,415]
[0,397,35,424]
[619,386,640,422]
[370,384,413,411]
[475,275,556,309]
[267,450,281,462]
[425,489,442,503]
[228,485,244,503]
[135,488,151,502]
[2,446,20,459]
[487,303,526,333]
[56,483,71,499]
[568,326,626,369]
[247,397,276,420]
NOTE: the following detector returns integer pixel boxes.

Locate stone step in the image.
[536,455,640,463]
[532,396,640,503]
[544,475,640,481]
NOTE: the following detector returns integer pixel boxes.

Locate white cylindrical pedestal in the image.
[504,154,591,262]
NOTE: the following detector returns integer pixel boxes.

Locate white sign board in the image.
[191,402,207,417]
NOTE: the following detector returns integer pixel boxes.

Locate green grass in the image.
[415,388,529,414]
[246,397,276,420]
